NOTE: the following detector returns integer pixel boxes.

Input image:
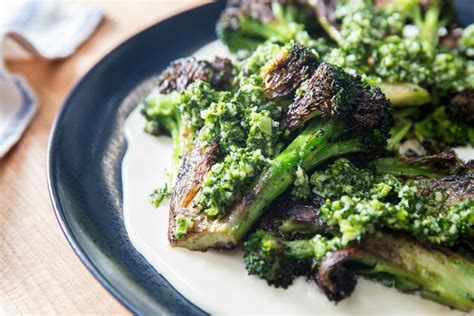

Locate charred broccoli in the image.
[168,55,392,250]
[244,157,473,309]
[414,106,474,148]
[216,0,316,52]
[142,57,235,165]
[316,233,474,312]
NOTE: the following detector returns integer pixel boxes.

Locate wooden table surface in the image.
[0,1,205,313]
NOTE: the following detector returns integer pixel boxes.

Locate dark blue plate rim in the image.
[46,3,222,314]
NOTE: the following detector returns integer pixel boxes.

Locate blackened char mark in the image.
[168,141,219,243]
[315,247,359,302]
[281,63,390,132]
[258,194,329,238]
[263,43,319,100]
[157,57,233,93]
[416,173,474,205]
[448,91,474,125]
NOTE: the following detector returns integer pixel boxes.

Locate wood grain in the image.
[0,1,206,313]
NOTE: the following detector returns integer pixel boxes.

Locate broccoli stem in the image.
[373,157,447,178]
[387,117,412,152]
[286,239,316,259]
[229,119,370,242]
[279,220,326,235]
[173,118,373,250]
[315,15,343,46]
[378,82,430,107]
[240,17,290,40]
[340,234,474,312]
[413,4,442,54]
[220,16,293,52]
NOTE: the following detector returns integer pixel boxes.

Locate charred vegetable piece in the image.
[157,57,233,93]
[319,173,474,247]
[262,42,319,99]
[448,91,474,125]
[170,62,392,251]
[258,194,328,238]
[373,151,466,178]
[414,106,474,148]
[316,233,474,312]
[281,63,391,130]
[216,0,316,52]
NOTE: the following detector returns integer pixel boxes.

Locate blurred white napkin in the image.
[0,0,103,157]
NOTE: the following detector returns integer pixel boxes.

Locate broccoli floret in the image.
[281,63,393,137]
[310,158,375,200]
[448,91,474,125]
[143,57,235,165]
[143,81,227,166]
[156,57,233,93]
[216,0,316,52]
[414,106,474,147]
[262,42,319,99]
[244,230,303,288]
[243,230,338,287]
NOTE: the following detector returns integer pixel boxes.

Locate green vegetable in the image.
[316,233,474,312]
[149,183,171,208]
[216,2,315,52]
[171,61,392,250]
[378,82,430,107]
[290,166,311,201]
[320,178,473,246]
[245,230,474,311]
[310,158,375,200]
[244,230,338,287]
[414,106,474,147]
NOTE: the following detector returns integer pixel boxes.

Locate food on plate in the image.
[140,0,473,311]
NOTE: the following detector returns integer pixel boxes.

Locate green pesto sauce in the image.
[196,61,285,217]
[308,159,474,258]
[290,166,311,200]
[322,0,473,94]
[310,158,375,200]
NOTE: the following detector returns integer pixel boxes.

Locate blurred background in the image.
[0,1,206,314]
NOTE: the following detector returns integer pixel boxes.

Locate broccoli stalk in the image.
[377,82,431,107]
[316,233,474,312]
[411,0,446,54]
[373,153,464,178]
[386,116,412,152]
[244,230,474,311]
